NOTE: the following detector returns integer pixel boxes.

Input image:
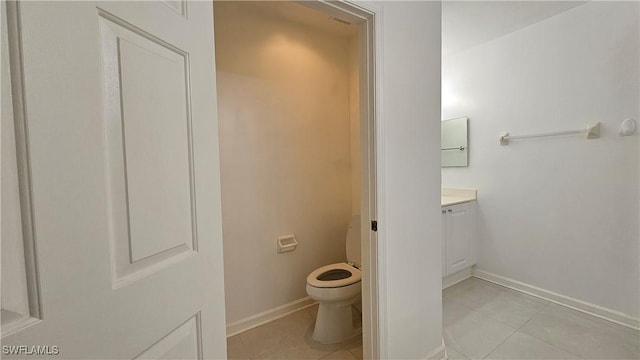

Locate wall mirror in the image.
[442,117,468,167]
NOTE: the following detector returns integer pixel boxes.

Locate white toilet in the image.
[306,215,362,344]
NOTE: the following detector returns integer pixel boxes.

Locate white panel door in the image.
[2,1,227,359]
[444,203,472,276]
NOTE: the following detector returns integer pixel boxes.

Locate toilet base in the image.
[312,300,361,344]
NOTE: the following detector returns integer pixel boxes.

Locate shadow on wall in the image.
[442,1,640,319]
[214,1,361,326]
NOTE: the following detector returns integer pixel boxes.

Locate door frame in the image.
[293,2,385,359]
[2,0,43,337]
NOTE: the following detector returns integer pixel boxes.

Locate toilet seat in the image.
[306,262,361,288]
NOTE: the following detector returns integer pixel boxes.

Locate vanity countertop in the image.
[442,188,477,207]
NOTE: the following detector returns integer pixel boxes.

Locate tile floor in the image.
[226,304,363,360]
[227,278,639,360]
[444,277,640,360]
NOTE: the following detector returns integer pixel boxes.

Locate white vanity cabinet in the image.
[442,201,475,277]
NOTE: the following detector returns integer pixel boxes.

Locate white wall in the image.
[381,2,443,358]
[442,2,639,318]
[214,3,358,325]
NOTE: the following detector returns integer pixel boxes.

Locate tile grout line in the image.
[481,301,555,359]
[508,302,585,359]
[446,279,514,359]
[457,280,555,359]
[472,275,639,335]
[450,278,636,360]
[447,345,470,360]
[344,336,363,360]
[479,324,518,359]
[444,305,516,360]
[346,349,360,360]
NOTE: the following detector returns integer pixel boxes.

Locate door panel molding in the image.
[1,0,42,338]
[2,2,226,358]
[161,1,187,19]
[98,10,198,288]
[134,312,202,360]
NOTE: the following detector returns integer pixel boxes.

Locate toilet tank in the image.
[345,215,361,268]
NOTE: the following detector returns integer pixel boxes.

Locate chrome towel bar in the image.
[441,146,466,151]
[499,122,600,146]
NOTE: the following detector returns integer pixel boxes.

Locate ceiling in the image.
[216,1,587,53]
[443,1,587,56]
[215,1,358,38]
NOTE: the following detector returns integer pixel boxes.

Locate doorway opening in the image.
[212,1,378,358]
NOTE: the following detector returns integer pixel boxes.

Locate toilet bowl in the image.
[306,215,362,344]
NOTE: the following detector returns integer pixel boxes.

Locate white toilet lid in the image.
[306,262,362,288]
[345,215,361,268]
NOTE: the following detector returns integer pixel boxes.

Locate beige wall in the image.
[214,3,359,325]
[349,36,361,216]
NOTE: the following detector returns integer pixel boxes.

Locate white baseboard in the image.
[443,267,472,289]
[425,341,446,360]
[226,297,317,337]
[472,269,640,331]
